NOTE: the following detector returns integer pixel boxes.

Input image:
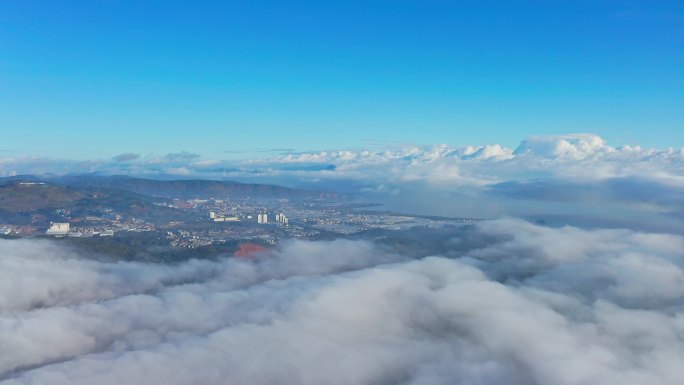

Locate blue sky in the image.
[1,0,682,158]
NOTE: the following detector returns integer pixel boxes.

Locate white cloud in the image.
[2,220,684,384]
[462,144,514,160]
[164,167,193,176]
[513,133,611,160]
[3,134,684,186]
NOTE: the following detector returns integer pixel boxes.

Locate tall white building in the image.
[273,213,289,225]
[209,211,217,219]
[262,213,268,224]
[257,213,263,224]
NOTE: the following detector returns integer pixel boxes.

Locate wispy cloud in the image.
[112,153,140,162]
[162,151,201,162]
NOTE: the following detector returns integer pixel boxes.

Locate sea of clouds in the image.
[2,218,683,385]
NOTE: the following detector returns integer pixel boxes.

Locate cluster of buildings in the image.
[166,230,213,249]
[45,222,117,237]
[42,217,158,237]
[209,212,240,222]
[275,213,289,225]
[209,210,290,226]
[256,211,289,225]
[257,212,268,224]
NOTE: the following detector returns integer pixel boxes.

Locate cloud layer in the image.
[4,134,684,183]
[2,219,684,385]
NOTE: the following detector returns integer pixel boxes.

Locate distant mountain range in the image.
[59,175,325,199]
[1,175,322,200]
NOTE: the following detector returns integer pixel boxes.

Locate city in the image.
[0,176,477,257]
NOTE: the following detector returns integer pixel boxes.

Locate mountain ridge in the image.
[1,174,322,200]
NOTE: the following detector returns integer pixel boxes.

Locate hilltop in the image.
[0,178,191,225]
[0,181,84,211]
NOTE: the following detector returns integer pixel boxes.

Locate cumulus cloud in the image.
[2,220,684,385]
[513,133,610,160]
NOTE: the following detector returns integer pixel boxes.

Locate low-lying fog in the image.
[2,219,683,385]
